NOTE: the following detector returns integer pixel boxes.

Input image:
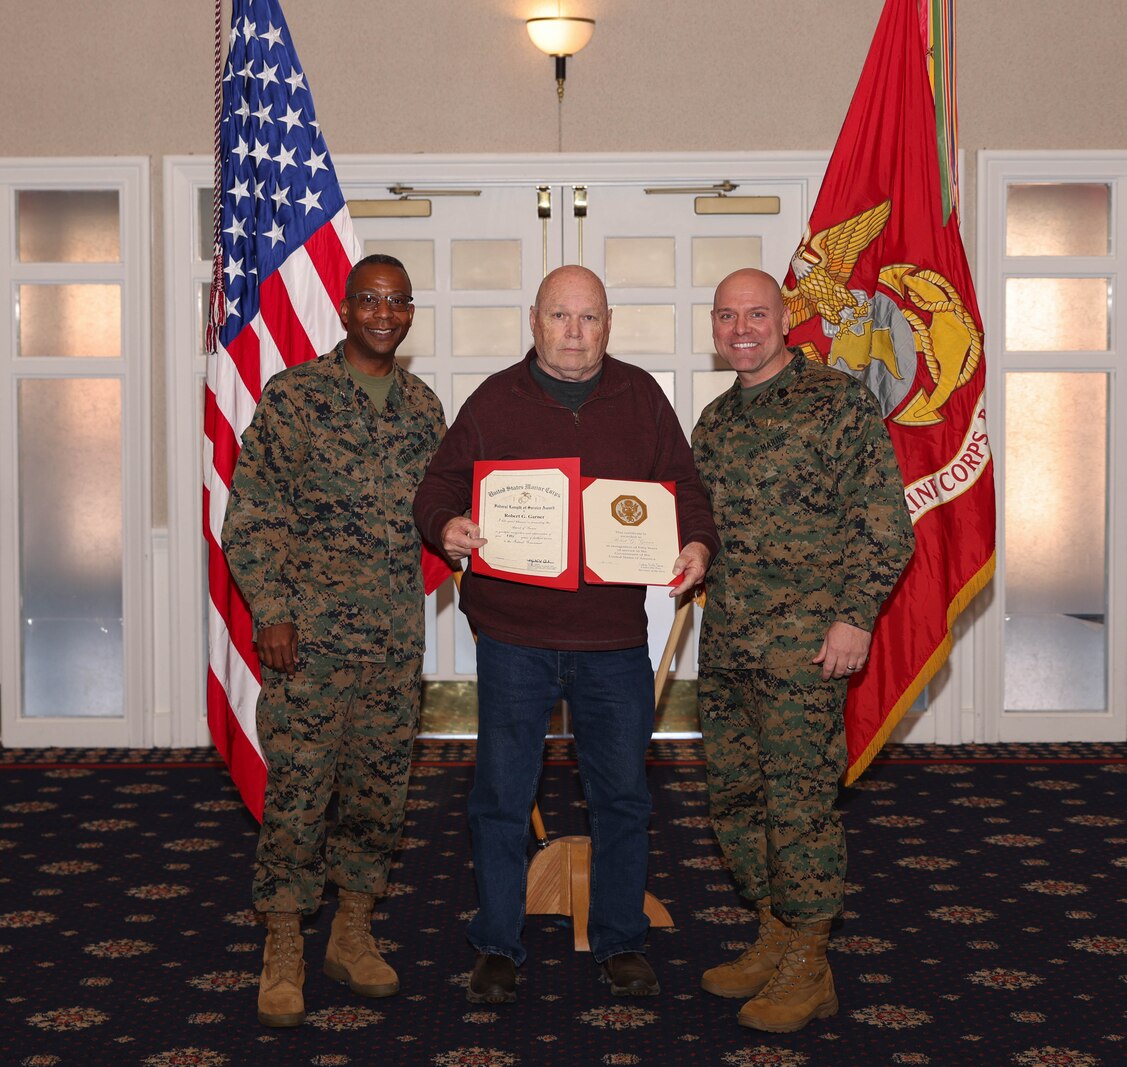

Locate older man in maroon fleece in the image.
[414,265,718,1005]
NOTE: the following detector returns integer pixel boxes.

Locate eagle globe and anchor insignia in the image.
[782,198,983,425]
[611,495,648,527]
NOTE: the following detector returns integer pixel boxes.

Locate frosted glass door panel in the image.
[1005,184,1110,257]
[692,304,717,354]
[452,307,523,358]
[691,236,762,287]
[18,378,124,718]
[196,185,214,260]
[17,190,121,262]
[398,307,435,358]
[693,370,737,424]
[605,237,676,288]
[361,239,436,290]
[1004,278,1109,352]
[452,373,490,417]
[452,240,522,290]
[18,284,121,358]
[1003,372,1106,712]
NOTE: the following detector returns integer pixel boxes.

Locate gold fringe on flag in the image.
[843,550,996,785]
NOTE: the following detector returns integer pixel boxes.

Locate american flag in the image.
[204,0,360,820]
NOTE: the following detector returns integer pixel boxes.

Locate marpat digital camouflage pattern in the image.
[692,348,913,918]
[222,340,444,914]
[253,653,422,913]
[692,350,914,670]
[698,663,847,920]
[223,342,445,663]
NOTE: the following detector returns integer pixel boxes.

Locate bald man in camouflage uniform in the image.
[223,255,445,1028]
[692,269,914,1033]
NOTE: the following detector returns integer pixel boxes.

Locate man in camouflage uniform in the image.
[692,268,914,1033]
[222,254,445,1028]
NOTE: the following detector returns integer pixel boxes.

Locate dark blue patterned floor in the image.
[1,742,1124,1066]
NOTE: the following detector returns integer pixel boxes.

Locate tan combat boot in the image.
[257,912,306,1027]
[323,888,399,997]
[737,919,838,1032]
[701,898,792,999]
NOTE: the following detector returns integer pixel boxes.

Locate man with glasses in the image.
[223,254,445,1027]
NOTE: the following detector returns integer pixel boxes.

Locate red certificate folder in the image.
[581,477,681,586]
[470,457,581,590]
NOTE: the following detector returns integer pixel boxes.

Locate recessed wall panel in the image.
[691,236,761,288]
[609,304,675,355]
[605,237,676,288]
[452,307,522,358]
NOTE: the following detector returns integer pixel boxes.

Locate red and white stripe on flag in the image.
[204,0,360,821]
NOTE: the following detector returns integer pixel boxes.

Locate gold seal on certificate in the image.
[611,495,647,526]
[582,478,681,586]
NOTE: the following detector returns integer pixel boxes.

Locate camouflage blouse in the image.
[223,343,446,662]
[692,350,914,669]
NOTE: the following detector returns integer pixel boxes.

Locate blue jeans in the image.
[467,632,656,965]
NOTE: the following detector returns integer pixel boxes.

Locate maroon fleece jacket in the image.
[413,351,719,651]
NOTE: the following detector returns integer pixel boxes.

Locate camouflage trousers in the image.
[252,652,422,915]
[698,662,847,923]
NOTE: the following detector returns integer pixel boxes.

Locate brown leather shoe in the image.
[467,953,517,1004]
[602,952,660,996]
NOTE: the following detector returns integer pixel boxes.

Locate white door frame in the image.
[976,150,1127,743]
[0,157,151,748]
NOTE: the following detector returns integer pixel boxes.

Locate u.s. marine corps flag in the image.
[782,0,996,782]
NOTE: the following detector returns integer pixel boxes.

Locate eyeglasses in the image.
[347,291,413,311]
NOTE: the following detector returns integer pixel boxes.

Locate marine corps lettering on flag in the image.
[781,0,996,783]
[203,0,361,820]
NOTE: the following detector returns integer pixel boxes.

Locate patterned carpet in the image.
[1,741,1125,1066]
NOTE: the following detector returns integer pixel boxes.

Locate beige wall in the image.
[6,1,1123,156]
[3,0,1125,522]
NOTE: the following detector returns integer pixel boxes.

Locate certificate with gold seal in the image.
[581,477,681,586]
[471,457,581,590]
